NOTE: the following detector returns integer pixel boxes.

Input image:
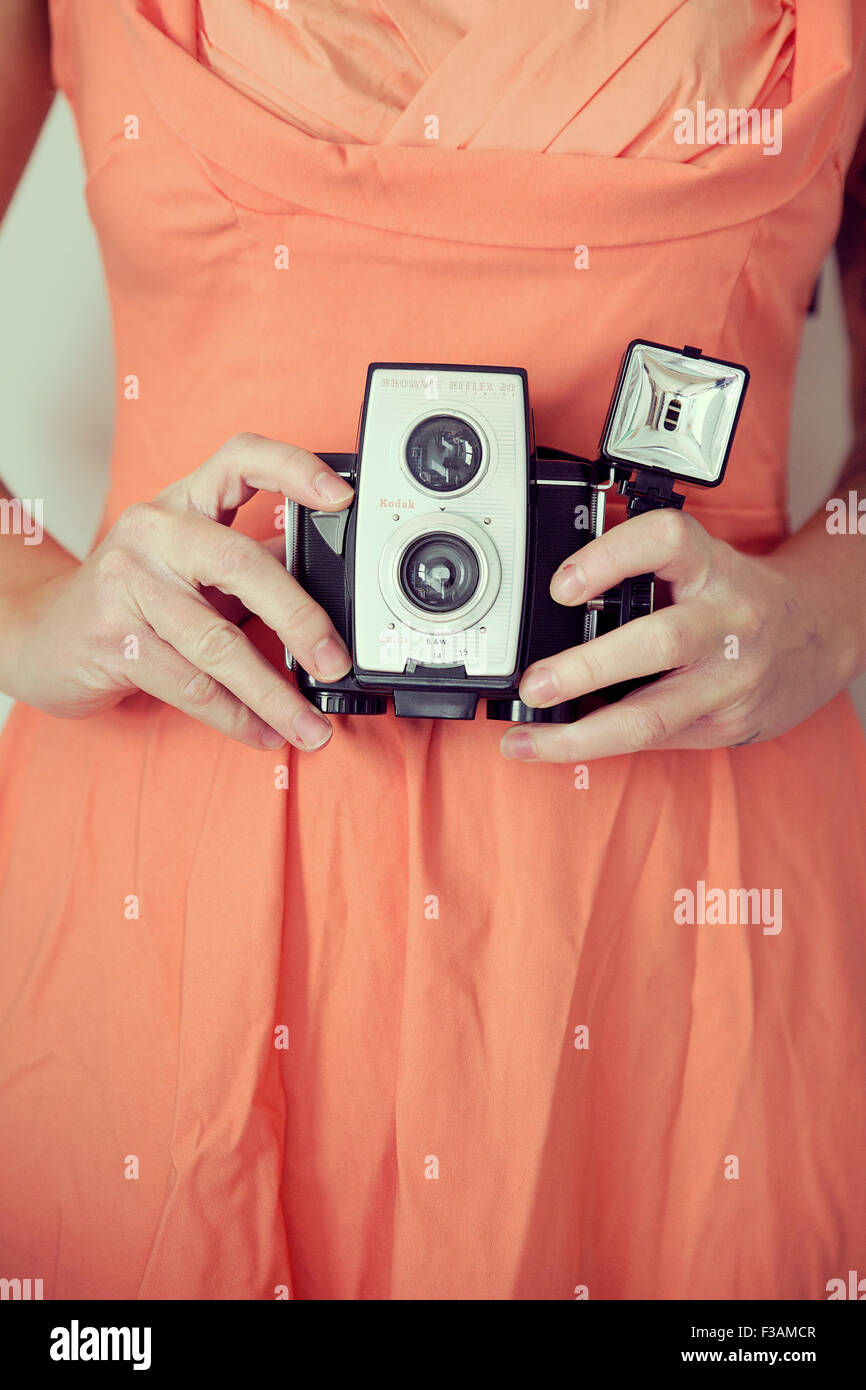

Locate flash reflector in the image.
[601,340,749,487]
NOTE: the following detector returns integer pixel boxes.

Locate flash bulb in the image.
[600,341,749,487]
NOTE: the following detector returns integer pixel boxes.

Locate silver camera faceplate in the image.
[354,368,528,677]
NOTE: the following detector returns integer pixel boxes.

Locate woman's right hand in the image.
[1,433,357,751]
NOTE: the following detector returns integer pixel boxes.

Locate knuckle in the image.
[227,535,263,577]
[574,644,606,691]
[655,506,690,554]
[223,431,263,458]
[252,676,292,719]
[729,596,765,646]
[112,500,160,545]
[649,616,686,670]
[595,533,626,576]
[209,533,262,583]
[179,668,225,710]
[688,712,725,748]
[723,674,767,724]
[625,702,669,749]
[737,657,769,697]
[277,440,309,473]
[201,434,265,491]
[70,656,124,700]
[191,619,244,668]
[714,713,754,746]
[93,544,137,588]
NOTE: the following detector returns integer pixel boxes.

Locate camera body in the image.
[285,343,749,721]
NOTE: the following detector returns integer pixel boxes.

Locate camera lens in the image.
[405,415,483,492]
[399,533,481,613]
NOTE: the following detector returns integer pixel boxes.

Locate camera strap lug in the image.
[592,463,617,491]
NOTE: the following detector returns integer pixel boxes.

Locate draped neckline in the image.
[120,0,854,247]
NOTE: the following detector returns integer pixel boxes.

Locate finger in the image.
[150,509,352,683]
[135,587,335,752]
[500,673,717,763]
[129,631,298,751]
[155,432,354,524]
[550,508,713,606]
[262,532,289,559]
[201,533,297,625]
[518,599,720,707]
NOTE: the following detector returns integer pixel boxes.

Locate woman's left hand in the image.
[499,508,856,762]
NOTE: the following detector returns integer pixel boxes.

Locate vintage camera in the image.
[284,341,749,720]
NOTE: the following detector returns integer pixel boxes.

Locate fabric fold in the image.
[115,0,861,247]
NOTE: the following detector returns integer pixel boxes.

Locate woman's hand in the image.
[500,507,860,762]
[1,433,355,752]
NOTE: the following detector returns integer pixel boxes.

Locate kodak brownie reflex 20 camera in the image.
[284,341,749,721]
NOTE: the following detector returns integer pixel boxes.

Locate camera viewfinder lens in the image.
[405,416,483,492]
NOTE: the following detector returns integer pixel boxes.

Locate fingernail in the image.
[500,728,538,761]
[312,634,352,679]
[292,706,333,750]
[313,471,354,504]
[552,561,587,602]
[520,666,559,706]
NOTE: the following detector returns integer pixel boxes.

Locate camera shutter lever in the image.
[310,508,351,556]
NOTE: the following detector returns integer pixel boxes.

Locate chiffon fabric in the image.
[1,0,866,1299]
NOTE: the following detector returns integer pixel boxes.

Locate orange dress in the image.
[1,0,866,1300]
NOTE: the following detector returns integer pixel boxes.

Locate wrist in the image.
[0,559,79,701]
[766,533,866,688]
